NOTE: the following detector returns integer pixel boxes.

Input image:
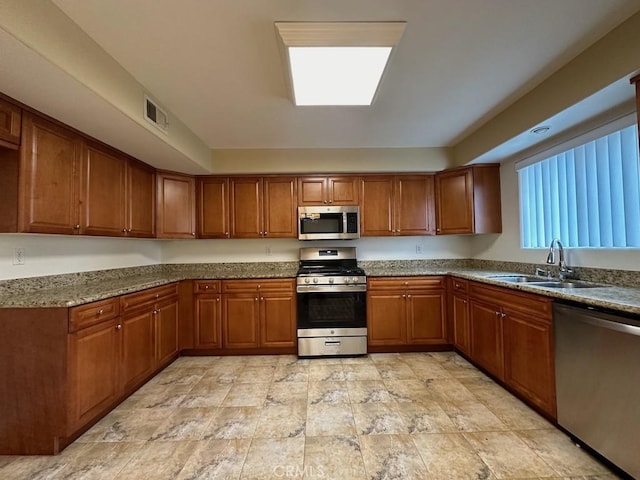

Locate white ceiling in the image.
[50,0,640,151]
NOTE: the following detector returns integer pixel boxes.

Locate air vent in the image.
[144,95,168,134]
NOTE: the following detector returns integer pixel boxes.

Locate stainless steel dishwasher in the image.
[554,302,640,479]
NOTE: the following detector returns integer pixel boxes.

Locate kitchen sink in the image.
[489,275,547,283]
[528,280,605,289]
[489,275,608,288]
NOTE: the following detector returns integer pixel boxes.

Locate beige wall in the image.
[211,147,452,174]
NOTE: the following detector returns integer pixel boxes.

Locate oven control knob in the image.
[313,277,318,284]
[329,278,334,284]
[304,278,310,284]
[352,277,359,284]
[344,277,350,284]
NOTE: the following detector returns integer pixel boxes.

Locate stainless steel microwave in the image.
[298,206,360,240]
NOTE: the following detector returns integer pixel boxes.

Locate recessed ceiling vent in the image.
[144,95,169,134]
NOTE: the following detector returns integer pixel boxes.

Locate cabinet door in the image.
[360,177,393,236]
[223,294,260,348]
[19,112,82,234]
[260,293,296,347]
[156,172,196,239]
[452,295,470,354]
[406,292,446,344]
[230,177,262,238]
[327,176,359,205]
[395,175,436,235]
[121,310,155,392]
[435,168,473,234]
[0,97,21,146]
[195,294,222,348]
[297,177,327,205]
[127,161,155,238]
[367,292,405,345]
[67,318,120,433]
[503,312,555,416]
[198,177,229,238]
[469,300,504,380]
[263,176,297,238]
[155,300,179,368]
[82,142,127,237]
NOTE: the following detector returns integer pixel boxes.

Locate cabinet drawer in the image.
[450,277,469,294]
[120,283,179,313]
[368,276,445,291]
[69,298,119,333]
[222,278,294,294]
[469,281,552,319]
[194,280,221,294]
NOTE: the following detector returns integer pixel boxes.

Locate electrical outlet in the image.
[415,244,423,255]
[13,247,25,265]
[266,245,272,256]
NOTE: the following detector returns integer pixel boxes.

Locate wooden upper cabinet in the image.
[297,176,359,205]
[0,97,21,147]
[198,177,229,238]
[229,176,297,238]
[81,141,127,237]
[263,176,297,238]
[435,164,501,235]
[126,160,155,238]
[19,112,84,234]
[156,171,196,239]
[361,175,435,236]
[230,176,262,238]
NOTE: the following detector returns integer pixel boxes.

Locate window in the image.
[518,122,640,248]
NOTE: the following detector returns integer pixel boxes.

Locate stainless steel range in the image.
[296,247,367,357]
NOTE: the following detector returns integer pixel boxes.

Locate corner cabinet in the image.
[367,276,446,350]
[156,171,196,238]
[361,175,436,236]
[435,164,501,234]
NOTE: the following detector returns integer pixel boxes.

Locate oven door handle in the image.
[296,285,367,293]
[324,340,341,346]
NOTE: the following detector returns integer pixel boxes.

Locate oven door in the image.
[297,289,366,330]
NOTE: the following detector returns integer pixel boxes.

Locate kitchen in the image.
[1,1,640,479]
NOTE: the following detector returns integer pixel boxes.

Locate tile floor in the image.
[0,352,622,480]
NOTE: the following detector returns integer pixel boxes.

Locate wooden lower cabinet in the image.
[222,279,296,350]
[469,299,504,380]
[154,298,179,368]
[367,276,446,348]
[120,308,155,392]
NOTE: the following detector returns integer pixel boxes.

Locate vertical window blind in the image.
[518,124,640,248]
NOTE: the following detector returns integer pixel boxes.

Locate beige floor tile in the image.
[78,408,169,443]
[244,355,281,367]
[131,391,189,409]
[304,435,367,480]
[273,365,309,382]
[240,437,305,480]
[308,381,349,404]
[235,365,276,383]
[150,407,216,441]
[113,440,197,480]
[384,379,435,402]
[0,454,69,479]
[463,431,557,478]
[440,399,509,432]
[265,382,308,406]
[308,363,346,381]
[222,383,269,407]
[425,378,478,403]
[179,385,232,408]
[53,441,145,480]
[482,394,552,430]
[352,402,408,435]
[341,356,373,365]
[412,432,496,480]
[347,380,393,403]
[203,407,261,439]
[396,400,458,434]
[437,354,487,378]
[176,438,251,480]
[277,355,310,367]
[359,434,429,479]
[343,364,382,381]
[375,361,420,380]
[306,403,357,436]
[516,429,611,477]
[254,402,306,438]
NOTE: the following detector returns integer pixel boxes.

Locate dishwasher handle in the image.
[576,311,640,337]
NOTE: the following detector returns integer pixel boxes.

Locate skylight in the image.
[275,22,406,106]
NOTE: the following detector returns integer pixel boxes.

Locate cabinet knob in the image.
[260,296,264,301]
[97,309,104,315]
[323,200,328,204]
[255,297,258,301]
[407,294,411,298]
[226,232,230,237]
[501,313,507,318]
[216,297,220,302]
[122,228,127,233]
[328,200,332,204]
[436,228,441,233]
[127,228,132,233]
[257,285,261,289]
[191,232,196,236]
[115,324,122,330]
[402,294,406,298]
[155,294,159,299]
[463,300,467,304]
[74,224,80,230]
[204,285,210,289]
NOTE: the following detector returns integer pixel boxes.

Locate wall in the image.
[160,236,472,264]
[0,234,161,281]
[470,160,640,271]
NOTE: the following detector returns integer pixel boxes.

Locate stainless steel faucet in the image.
[546,238,574,280]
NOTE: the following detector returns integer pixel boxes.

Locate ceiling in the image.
[49,0,640,152]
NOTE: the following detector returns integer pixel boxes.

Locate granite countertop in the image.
[1,261,639,315]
